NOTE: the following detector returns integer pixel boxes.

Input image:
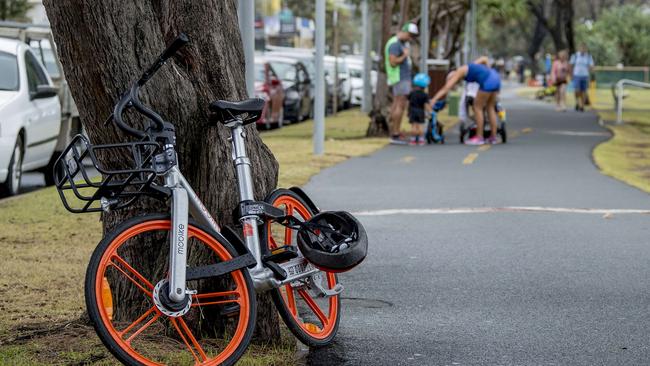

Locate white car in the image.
[346,59,377,106]
[0,37,60,196]
[324,55,352,109]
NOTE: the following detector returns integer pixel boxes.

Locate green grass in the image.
[517,86,650,193]
[0,108,389,365]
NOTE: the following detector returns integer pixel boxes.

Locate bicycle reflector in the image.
[296,211,368,273]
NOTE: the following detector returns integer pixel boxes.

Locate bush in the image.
[577,5,650,66]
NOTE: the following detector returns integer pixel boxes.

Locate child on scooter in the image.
[408,73,432,145]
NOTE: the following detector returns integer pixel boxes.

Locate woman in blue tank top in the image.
[431,57,501,145]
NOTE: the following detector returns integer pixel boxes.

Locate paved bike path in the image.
[303,87,650,365]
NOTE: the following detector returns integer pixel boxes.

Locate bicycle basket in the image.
[54,134,163,213]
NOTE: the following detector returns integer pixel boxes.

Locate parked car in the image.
[264,55,312,122]
[265,49,335,115]
[324,55,352,110]
[254,57,285,129]
[0,37,61,196]
[345,57,378,106]
[0,21,82,196]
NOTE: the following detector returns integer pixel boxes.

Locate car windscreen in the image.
[348,67,362,78]
[0,52,19,91]
[269,62,296,82]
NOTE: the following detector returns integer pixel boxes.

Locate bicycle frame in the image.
[162,119,322,302]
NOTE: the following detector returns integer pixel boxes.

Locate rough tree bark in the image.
[43,0,281,342]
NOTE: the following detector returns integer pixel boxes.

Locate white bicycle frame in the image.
[162,119,330,303]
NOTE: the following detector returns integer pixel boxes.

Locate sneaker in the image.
[465,136,485,145]
[408,139,417,146]
[418,139,426,146]
[390,135,406,145]
[486,136,499,144]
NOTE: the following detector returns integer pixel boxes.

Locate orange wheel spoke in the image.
[269,236,278,249]
[284,285,298,316]
[110,255,154,296]
[118,306,157,338]
[123,310,161,344]
[192,290,240,307]
[171,318,208,363]
[298,289,328,326]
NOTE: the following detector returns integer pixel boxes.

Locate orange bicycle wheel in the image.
[85,214,256,366]
[265,189,341,347]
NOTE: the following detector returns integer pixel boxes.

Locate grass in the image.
[0,108,390,365]
[517,86,650,193]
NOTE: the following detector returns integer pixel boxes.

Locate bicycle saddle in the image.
[209,98,265,125]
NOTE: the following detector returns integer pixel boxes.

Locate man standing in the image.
[385,23,418,143]
[569,43,594,112]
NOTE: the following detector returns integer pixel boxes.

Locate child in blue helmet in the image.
[408,73,431,145]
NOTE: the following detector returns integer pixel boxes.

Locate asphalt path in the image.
[304,86,650,365]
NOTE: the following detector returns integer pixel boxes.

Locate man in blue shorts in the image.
[385,23,419,143]
[570,43,594,112]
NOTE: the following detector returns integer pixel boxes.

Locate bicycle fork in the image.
[167,174,190,302]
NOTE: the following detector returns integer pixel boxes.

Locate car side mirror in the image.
[31,85,59,100]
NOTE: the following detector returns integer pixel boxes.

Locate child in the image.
[408,73,432,145]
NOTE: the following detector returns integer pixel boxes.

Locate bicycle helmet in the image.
[296,211,368,273]
[413,73,431,88]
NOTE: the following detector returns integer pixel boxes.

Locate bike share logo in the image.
[177,223,185,255]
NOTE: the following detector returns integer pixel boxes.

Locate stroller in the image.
[459,82,507,144]
[426,100,446,144]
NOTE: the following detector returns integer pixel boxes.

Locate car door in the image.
[22,50,60,169]
[297,64,311,117]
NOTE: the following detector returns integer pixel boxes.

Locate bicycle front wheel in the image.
[85,214,256,366]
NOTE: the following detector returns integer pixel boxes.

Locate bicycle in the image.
[54,34,367,366]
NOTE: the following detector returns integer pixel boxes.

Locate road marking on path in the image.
[546,130,610,137]
[462,153,479,165]
[401,155,416,164]
[477,145,491,152]
[354,207,650,216]
[522,127,533,134]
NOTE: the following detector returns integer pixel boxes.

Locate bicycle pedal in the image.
[219,303,240,317]
[264,245,298,263]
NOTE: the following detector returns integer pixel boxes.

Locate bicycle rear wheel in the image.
[265,189,341,347]
[85,214,256,366]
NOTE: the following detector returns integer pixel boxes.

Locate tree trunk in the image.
[43,0,281,343]
[366,0,395,137]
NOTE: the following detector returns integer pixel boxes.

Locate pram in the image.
[426,100,446,144]
[458,82,507,144]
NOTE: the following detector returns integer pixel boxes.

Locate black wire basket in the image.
[54,134,163,213]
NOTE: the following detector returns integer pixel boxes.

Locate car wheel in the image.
[0,136,23,197]
[43,151,63,187]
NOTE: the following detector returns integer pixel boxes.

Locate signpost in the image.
[238,0,255,97]
[361,0,372,113]
[314,0,326,155]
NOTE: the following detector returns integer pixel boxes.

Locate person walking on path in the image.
[551,50,570,111]
[569,44,594,112]
[431,57,501,145]
[385,23,419,144]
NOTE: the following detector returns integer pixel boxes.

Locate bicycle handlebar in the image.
[138,33,189,86]
[113,33,190,139]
